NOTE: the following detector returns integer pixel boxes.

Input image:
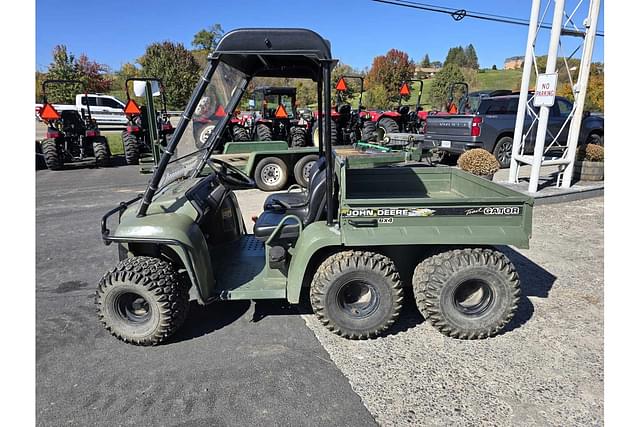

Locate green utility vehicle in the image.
[97,29,533,346]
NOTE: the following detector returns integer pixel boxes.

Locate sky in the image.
[36,0,604,72]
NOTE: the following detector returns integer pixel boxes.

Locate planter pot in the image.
[574,160,604,181]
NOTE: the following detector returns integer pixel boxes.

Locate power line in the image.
[371,0,604,37]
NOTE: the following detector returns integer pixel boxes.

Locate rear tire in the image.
[254,156,288,191]
[256,123,273,141]
[41,138,63,170]
[293,154,318,188]
[232,125,250,142]
[93,136,111,167]
[122,131,140,165]
[361,121,377,142]
[311,250,404,339]
[412,248,520,339]
[493,136,513,168]
[95,256,190,346]
[290,126,307,147]
[376,117,400,142]
[311,120,338,147]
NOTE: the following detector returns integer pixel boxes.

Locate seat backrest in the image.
[303,158,328,226]
[306,156,326,186]
[61,110,85,132]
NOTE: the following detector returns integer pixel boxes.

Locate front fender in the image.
[286,222,342,303]
[114,212,216,304]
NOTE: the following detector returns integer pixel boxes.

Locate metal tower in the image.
[508,0,601,193]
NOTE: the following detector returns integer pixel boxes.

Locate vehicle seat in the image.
[263,157,326,211]
[61,110,85,134]
[397,105,410,115]
[253,159,331,241]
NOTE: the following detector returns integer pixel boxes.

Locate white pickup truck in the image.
[36,94,127,126]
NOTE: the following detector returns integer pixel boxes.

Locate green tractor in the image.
[97,29,533,345]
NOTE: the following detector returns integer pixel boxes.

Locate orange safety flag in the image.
[40,103,61,120]
[124,99,141,115]
[275,104,288,118]
[399,82,411,96]
[335,77,348,92]
[214,105,226,117]
[448,103,458,114]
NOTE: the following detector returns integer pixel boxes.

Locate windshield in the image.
[161,62,247,186]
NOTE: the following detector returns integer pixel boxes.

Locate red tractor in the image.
[251,86,310,147]
[120,78,175,165]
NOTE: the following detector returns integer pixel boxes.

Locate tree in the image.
[192,24,224,51]
[419,53,431,68]
[138,42,201,109]
[76,54,112,93]
[431,60,443,69]
[427,63,465,110]
[491,64,497,70]
[464,44,479,69]
[365,49,415,109]
[444,46,465,68]
[44,45,79,103]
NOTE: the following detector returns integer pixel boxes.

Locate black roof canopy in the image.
[210,28,334,80]
[253,86,297,96]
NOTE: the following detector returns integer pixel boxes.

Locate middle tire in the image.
[254,156,288,191]
[311,250,404,339]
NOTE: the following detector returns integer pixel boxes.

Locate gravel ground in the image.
[302,197,604,426]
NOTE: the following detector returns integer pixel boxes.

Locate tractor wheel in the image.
[492,136,513,168]
[361,121,377,142]
[36,141,47,170]
[122,131,140,165]
[41,138,63,170]
[93,136,111,167]
[311,120,338,147]
[232,125,250,142]
[290,126,307,147]
[254,156,288,191]
[412,248,520,340]
[293,154,318,188]
[376,117,400,142]
[256,123,273,141]
[95,256,190,346]
[310,250,404,339]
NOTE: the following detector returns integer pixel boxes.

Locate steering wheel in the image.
[206,157,255,189]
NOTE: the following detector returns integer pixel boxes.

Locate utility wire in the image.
[371,0,604,37]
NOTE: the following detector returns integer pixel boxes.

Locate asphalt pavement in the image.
[36,162,375,426]
[36,158,604,426]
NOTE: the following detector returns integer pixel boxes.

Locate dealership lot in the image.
[36,162,603,426]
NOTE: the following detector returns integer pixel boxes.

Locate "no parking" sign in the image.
[533,73,558,107]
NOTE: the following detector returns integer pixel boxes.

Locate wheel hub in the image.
[261,164,282,185]
[116,292,151,323]
[337,280,379,318]
[452,279,494,316]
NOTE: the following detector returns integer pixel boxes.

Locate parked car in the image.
[424,94,604,167]
[36,94,127,126]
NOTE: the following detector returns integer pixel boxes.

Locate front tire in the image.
[232,125,250,142]
[493,136,513,168]
[311,250,404,339]
[256,123,273,141]
[41,138,63,170]
[254,156,288,191]
[376,117,400,142]
[361,121,377,142]
[412,248,520,339]
[122,131,140,165]
[290,126,307,147]
[95,256,190,346]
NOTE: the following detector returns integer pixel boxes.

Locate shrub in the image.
[576,143,604,162]
[457,149,501,176]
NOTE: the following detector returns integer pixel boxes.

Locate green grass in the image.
[471,69,525,91]
[104,132,123,155]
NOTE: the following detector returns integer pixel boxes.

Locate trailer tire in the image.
[93,136,111,167]
[311,120,338,147]
[95,256,190,346]
[122,131,140,165]
[293,154,318,188]
[254,156,288,191]
[311,250,404,339]
[256,123,273,141]
[290,126,307,147]
[412,248,520,339]
[493,136,513,168]
[41,138,63,170]
[361,121,377,142]
[376,117,400,142]
[232,125,250,142]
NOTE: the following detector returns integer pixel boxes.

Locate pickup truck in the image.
[36,94,127,126]
[424,94,604,167]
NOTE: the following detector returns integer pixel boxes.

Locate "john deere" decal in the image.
[341,206,521,218]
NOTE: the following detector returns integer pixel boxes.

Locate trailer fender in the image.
[286,222,343,303]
